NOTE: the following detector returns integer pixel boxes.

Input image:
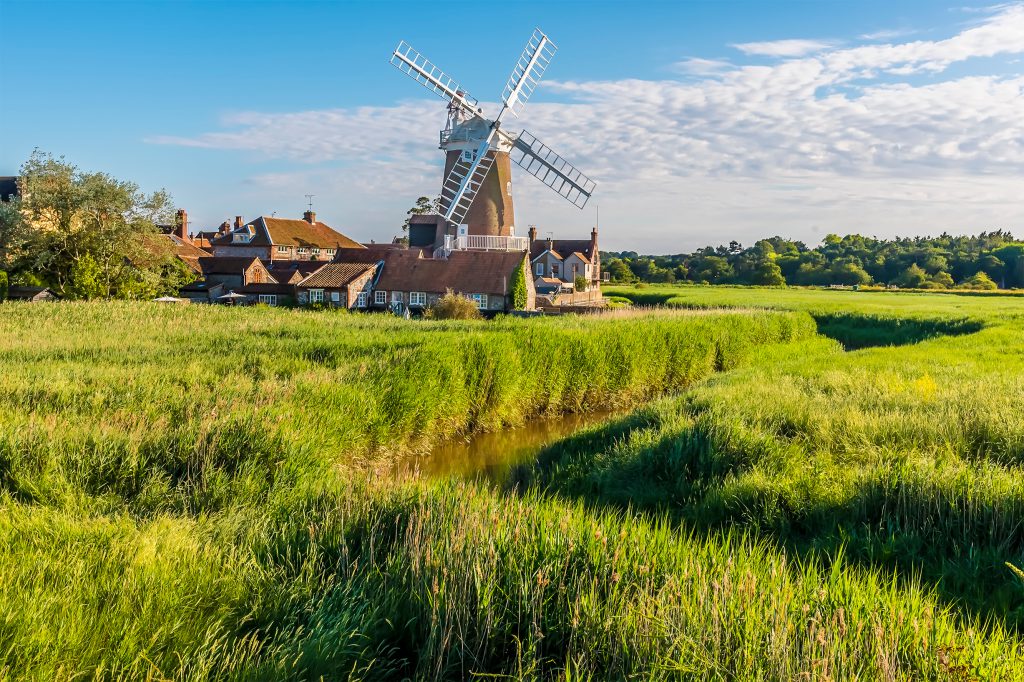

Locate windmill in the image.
[390,28,596,245]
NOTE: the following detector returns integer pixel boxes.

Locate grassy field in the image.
[1,295,1023,679]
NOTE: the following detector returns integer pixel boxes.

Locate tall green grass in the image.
[1,297,1023,678]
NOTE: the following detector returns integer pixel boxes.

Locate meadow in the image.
[0,294,1022,679]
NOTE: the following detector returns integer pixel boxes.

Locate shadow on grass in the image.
[510,407,1024,632]
[812,313,983,350]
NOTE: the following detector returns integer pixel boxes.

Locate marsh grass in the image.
[1,297,1023,678]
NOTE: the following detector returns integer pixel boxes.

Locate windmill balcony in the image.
[433,234,528,259]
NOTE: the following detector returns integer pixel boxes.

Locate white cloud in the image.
[731,39,835,57]
[150,4,1024,252]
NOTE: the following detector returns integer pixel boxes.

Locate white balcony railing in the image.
[457,234,529,251]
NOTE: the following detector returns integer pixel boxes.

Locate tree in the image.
[750,259,785,286]
[958,271,998,290]
[928,271,955,289]
[604,258,637,283]
[897,263,928,289]
[574,275,589,292]
[12,150,175,298]
[403,196,435,233]
[0,271,7,300]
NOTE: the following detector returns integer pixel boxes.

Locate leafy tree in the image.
[403,196,435,233]
[604,258,637,283]
[958,271,998,290]
[897,263,928,289]
[11,150,175,298]
[750,259,785,286]
[929,271,955,289]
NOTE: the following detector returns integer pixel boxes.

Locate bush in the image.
[424,289,483,320]
[574,275,589,292]
[511,262,528,310]
[959,271,998,290]
[0,271,7,301]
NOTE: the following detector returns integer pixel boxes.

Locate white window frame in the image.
[297,247,309,255]
[258,294,277,306]
[552,263,560,277]
[461,149,473,163]
[326,248,335,255]
[391,291,404,303]
[470,293,486,309]
[534,262,544,276]
[276,245,289,254]
[309,289,324,303]
[330,290,340,303]
[409,291,426,307]
[374,290,387,305]
[312,247,321,256]
[356,291,368,308]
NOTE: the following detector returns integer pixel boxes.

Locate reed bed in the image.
[1,296,1022,678]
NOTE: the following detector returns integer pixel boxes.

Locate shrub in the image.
[511,261,528,310]
[959,271,998,290]
[424,289,483,319]
[0,271,7,301]
[574,275,589,292]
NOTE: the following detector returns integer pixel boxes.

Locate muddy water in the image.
[392,410,621,482]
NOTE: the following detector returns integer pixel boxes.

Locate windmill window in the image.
[461,150,473,163]
[506,181,512,196]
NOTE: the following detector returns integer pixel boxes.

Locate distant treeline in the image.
[602,232,1023,289]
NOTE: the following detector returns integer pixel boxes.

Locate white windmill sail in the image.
[511,131,596,209]
[390,41,479,115]
[502,29,558,117]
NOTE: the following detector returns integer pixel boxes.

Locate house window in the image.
[470,293,486,309]
[326,249,335,255]
[312,248,321,256]
[391,291,403,303]
[309,289,324,303]
[552,263,560,277]
[258,294,277,306]
[276,245,289,254]
[330,291,340,303]
[534,263,544,276]
[356,292,367,308]
[297,247,309,255]
[374,290,387,305]
[410,291,426,307]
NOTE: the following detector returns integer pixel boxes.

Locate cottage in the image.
[6,286,60,302]
[198,256,274,290]
[295,262,378,308]
[235,282,296,306]
[528,227,600,290]
[178,279,225,304]
[365,249,533,314]
[210,212,362,261]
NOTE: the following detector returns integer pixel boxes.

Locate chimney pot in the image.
[220,221,231,234]
[528,226,537,242]
[303,210,316,224]
[234,215,243,229]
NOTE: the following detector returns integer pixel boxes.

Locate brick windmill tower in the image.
[391,29,596,244]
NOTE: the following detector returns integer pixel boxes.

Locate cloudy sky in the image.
[2,1,1022,252]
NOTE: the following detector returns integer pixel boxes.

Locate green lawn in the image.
[1,295,1022,679]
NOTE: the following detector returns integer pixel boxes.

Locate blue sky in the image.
[1,0,1022,251]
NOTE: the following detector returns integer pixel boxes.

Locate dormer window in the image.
[232,232,251,244]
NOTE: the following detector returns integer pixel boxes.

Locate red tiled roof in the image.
[297,262,376,288]
[211,217,362,249]
[375,250,526,296]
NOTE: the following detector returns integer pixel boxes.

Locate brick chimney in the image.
[174,209,189,243]
[546,236,553,253]
[528,225,537,243]
[219,221,231,234]
[303,210,316,224]
[234,215,244,229]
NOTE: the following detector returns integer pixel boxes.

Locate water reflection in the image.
[393,410,619,482]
